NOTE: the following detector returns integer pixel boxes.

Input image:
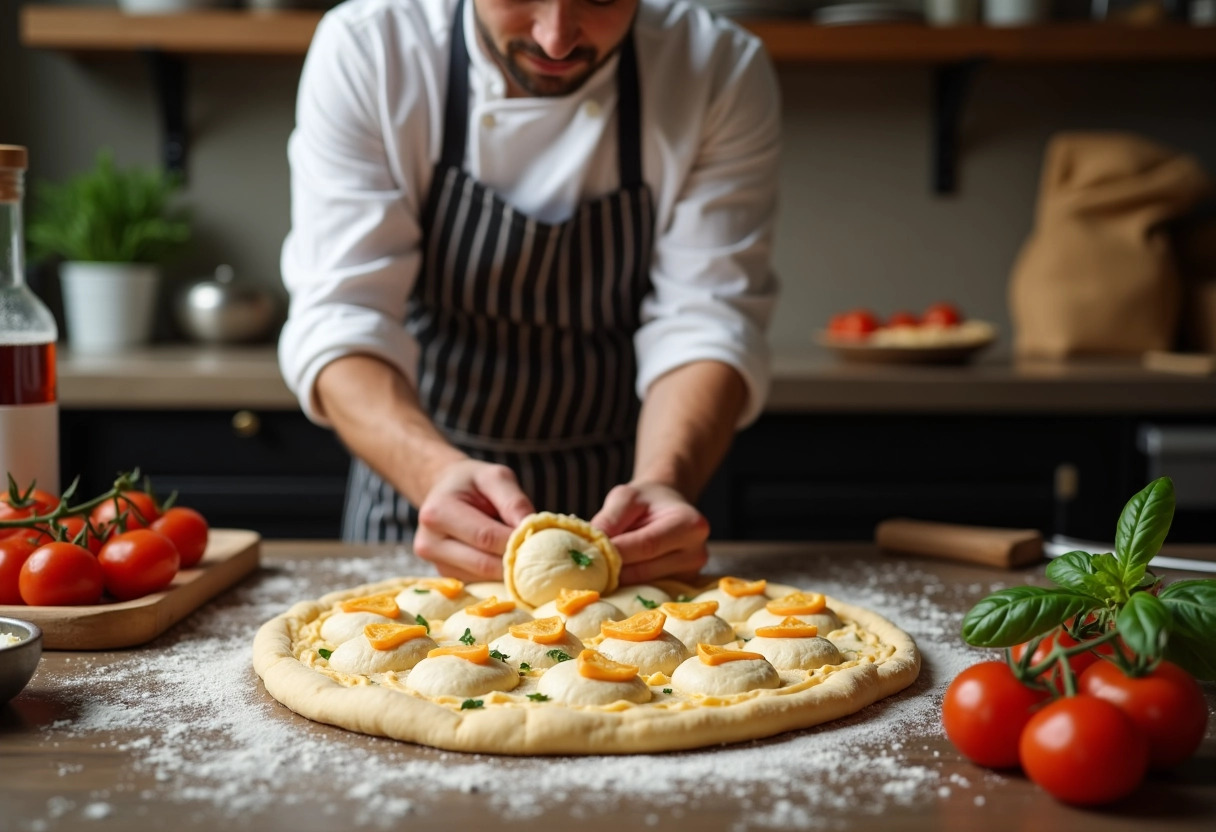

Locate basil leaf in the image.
[415,614,430,633]
[413,588,431,594]
[1159,580,1216,680]
[489,649,510,662]
[1163,632,1216,682]
[1115,477,1175,590]
[459,628,475,646]
[460,699,484,710]
[1045,552,1121,602]
[960,587,1096,648]
[547,650,572,663]
[527,693,550,702]
[569,550,593,568]
[635,595,659,610]
[663,688,673,694]
[1115,592,1172,659]
[317,648,332,660]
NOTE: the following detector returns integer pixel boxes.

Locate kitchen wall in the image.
[5,0,1216,354]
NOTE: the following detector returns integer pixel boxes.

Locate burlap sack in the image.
[1009,133,1211,358]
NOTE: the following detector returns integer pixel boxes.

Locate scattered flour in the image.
[14,546,1008,831]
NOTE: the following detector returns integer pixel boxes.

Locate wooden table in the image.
[2,541,1213,832]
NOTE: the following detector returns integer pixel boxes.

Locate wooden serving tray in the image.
[0,528,260,650]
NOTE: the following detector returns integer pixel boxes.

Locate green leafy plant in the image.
[26,150,189,264]
[961,477,1216,689]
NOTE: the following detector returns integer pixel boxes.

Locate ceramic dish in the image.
[0,616,43,706]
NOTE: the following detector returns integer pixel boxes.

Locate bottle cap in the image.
[0,145,29,170]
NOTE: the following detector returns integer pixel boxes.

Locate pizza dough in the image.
[488,630,585,672]
[603,585,672,616]
[503,513,622,607]
[327,630,438,675]
[749,635,844,671]
[319,611,395,645]
[531,596,625,640]
[254,569,921,754]
[439,600,532,643]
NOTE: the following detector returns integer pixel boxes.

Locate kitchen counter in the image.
[2,540,1213,832]
[57,345,1216,413]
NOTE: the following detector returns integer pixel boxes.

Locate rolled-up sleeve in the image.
[634,36,780,428]
[278,13,426,426]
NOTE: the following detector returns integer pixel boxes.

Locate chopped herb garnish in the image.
[415,614,430,633]
[635,594,659,610]
[518,662,532,675]
[459,628,476,646]
[677,594,694,603]
[317,648,332,660]
[460,699,484,710]
[413,588,431,594]
[489,649,510,662]
[569,549,594,568]
[546,650,573,663]
[527,693,550,702]
[663,688,673,694]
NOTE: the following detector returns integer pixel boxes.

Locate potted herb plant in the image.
[26,150,189,352]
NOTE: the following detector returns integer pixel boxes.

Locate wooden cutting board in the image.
[0,528,260,650]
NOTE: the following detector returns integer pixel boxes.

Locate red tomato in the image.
[97,529,180,601]
[828,309,880,339]
[1078,660,1208,769]
[922,302,963,327]
[56,515,105,555]
[0,536,38,604]
[1010,629,1103,682]
[886,311,920,328]
[90,490,161,535]
[1019,695,1148,806]
[18,542,105,606]
[941,660,1049,768]
[151,507,210,569]
[0,488,61,540]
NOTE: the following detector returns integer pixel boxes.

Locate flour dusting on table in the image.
[17,547,1009,831]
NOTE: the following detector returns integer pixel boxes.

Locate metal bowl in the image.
[0,617,43,706]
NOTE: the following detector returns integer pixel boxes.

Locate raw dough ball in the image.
[320,612,396,645]
[488,632,585,671]
[327,632,437,675]
[394,586,476,620]
[504,513,621,607]
[748,636,844,671]
[603,585,672,617]
[693,587,770,623]
[662,614,736,650]
[536,657,652,706]
[596,631,690,677]
[670,656,781,696]
[531,598,625,640]
[440,606,533,644]
[407,655,520,698]
[742,607,843,639]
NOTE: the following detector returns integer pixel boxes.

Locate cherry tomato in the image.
[97,529,180,602]
[0,536,38,604]
[0,488,61,540]
[886,311,920,328]
[1078,660,1208,769]
[922,302,962,327]
[941,660,1049,768]
[90,490,161,536]
[18,542,105,606]
[55,515,105,555]
[152,507,210,569]
[1019,695,1148,806]
[828,309,880,339]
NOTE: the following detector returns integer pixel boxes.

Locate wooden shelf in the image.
[20,6,1216,62]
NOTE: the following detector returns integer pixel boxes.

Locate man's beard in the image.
[475,14,608,97]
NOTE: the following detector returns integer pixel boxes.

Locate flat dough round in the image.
[488,632,585,671]
[595,631,691,677]
[407,655,520,698]
[394,587,476,621]
[531,598,625,640]
[439,606,533,644]
[742,607,844,639]
[693,587,771,623]
[254,576,921,755]
[504,513,621,607]
[749,636,844,671]
[670,656,781,696]
[327,633,438,675]
[662,614,736,650]
[536,657,652,706]
[319,611,396,645]
[603,585,672,617]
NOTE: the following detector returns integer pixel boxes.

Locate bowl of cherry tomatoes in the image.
[819,302,996,365]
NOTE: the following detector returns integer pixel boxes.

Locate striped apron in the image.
[344,1,654,541]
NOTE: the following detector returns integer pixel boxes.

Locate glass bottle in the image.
[0,144,59,495]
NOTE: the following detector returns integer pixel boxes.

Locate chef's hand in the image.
[413,460,535,581]
[591,482,709,585]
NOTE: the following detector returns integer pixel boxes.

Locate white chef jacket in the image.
[279,0,781,428]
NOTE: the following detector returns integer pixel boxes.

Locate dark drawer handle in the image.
[232,410,261,439]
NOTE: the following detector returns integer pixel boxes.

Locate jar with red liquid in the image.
[0,144,59,495]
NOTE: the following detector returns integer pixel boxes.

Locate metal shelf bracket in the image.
[931,58,984,196]
[142,50,187,177]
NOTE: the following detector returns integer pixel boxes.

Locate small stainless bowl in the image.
[0,617,43,706]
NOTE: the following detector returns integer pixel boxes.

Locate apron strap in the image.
[440,0,473,171]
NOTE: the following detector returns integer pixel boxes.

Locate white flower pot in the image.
[60,262,160,353]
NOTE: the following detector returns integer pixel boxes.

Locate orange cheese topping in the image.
[577,649,639,682]
[363,623,428,650]
[719,577,767,598]
[427,643,490,664]
[660,600,719,621]
[508,616,568,645]
[766,591,827,617]
[415,577,465,600]
[555,588,601,616]
[340,593,401,619]
[465,596,517,618]
[754,617,820,639]
[697,643,765,666]
[600,610,666,642]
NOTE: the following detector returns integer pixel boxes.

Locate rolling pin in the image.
[875,518,1044,569]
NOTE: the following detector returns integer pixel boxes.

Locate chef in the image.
[278,0,780,584]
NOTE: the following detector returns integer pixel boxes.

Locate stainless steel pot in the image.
[176,265,279,344]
